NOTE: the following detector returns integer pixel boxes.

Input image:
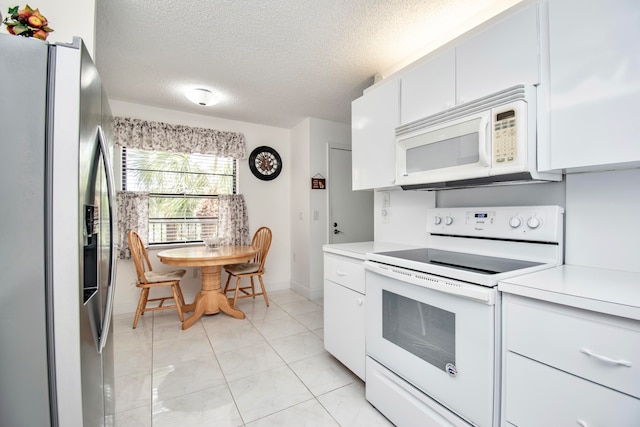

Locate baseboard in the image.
[289,280,310,299]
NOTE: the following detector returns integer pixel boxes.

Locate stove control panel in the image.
[428,206,564,242]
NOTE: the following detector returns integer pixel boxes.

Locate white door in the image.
[329,145,373,243]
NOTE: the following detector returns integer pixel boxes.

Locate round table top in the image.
[157,245,257,267]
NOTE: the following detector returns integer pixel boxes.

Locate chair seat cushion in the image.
[144,269,186,283]
[224,262,260,275]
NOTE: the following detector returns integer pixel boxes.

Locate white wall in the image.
[290,118,351,299]
[0,0,96,57]
[435,181,566,208]
[565,169,640,273]
[309,119,351,298]
[110,100,292,315]
[374,168,640,275]
[373,182,565,247]
[290,119,311,297]
[374,189,435,246]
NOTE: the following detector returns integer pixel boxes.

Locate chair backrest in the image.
[251,226,272,272]
[127,230,153,284]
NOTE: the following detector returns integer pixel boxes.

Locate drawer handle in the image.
[576,420,588,427]
[336,270,347,277]
[580,348,632,367]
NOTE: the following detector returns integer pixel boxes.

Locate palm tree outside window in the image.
[121,148,236,244]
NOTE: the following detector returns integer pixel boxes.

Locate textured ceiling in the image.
[95,0,519,129]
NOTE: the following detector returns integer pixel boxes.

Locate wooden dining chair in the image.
[128,229,187,328]
[223,226,272,308]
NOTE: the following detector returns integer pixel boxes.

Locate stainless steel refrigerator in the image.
[0,34,117,426]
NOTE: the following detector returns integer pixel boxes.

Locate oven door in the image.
[365,262,498,427]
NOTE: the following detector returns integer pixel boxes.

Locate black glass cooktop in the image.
[374,248,542,275]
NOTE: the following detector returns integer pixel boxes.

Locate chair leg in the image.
[232,277,242,308]
[171,283,185,322]
[250,276,256,299]
[133,288,149,329]
[223,273,232,294]
[175,283,186,307]
[258,275,269,307]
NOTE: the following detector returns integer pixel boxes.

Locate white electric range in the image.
[364,205,564,427]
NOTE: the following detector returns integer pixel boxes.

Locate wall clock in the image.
[249,146,282,181]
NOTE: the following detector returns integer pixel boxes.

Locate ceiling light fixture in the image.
[185,88,219,106]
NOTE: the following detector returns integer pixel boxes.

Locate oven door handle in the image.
[364,261,496,305]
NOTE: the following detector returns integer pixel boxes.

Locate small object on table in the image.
[203,236,220,249]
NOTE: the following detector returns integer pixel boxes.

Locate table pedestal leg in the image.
[182,265,245,330]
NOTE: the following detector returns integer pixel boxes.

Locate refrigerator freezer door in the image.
[51,38,116,427]
[0,33,53,427]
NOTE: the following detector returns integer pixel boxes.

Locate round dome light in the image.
[185,88,219,106]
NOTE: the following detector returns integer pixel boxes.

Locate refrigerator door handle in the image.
[97,126,117,353]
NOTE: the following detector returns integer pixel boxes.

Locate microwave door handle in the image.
[478,117,491,167]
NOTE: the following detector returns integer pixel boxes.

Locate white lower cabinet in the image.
[323,252,365,380]
[505,352,640,426]
[502,294,640,426]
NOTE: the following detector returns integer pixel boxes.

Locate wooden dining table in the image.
[157,245,257,330]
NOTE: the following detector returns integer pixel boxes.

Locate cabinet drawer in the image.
[323,253,365,293]
[505,297,640,398]
[505,352,640,426]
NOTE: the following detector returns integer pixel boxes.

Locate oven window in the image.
[382,290,455,372]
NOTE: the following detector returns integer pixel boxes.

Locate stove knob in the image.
[445,216,454,225]
[509,216,522,228]
[527,216,542,229]
[434,216,442,225]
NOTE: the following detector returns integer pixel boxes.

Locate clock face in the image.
[249,146,282,180]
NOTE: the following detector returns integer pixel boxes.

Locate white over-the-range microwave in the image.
[395,84,561,190]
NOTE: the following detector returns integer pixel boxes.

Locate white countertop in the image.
[499,265,640,321]
[322,241,421,260]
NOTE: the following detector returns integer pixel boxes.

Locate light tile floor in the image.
[113,289,394,427]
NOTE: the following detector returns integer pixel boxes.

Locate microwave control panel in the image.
[493,109,517,164]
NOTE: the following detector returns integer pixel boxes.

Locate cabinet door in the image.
[351,78,399,190]
[400,49,456,124]
[548,0,640,171]
[456,3,540,103]
[324,280,365,380]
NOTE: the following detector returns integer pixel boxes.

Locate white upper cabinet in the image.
[352,78,400,190]
[456,2,540,104]
[400,3,540,126]
[354,2,542,189]
[400,49,456,124]
[547,0,640,172]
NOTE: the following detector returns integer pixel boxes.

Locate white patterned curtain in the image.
[113,117,247,159]
[116,191,149,259]
[218,195,250,245]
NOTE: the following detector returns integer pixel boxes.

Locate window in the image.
[122,148,236,244]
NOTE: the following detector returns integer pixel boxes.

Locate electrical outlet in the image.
[382,191,390,208]
[382,209,390,223]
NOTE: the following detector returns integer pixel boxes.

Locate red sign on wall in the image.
[311,174,326,189]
